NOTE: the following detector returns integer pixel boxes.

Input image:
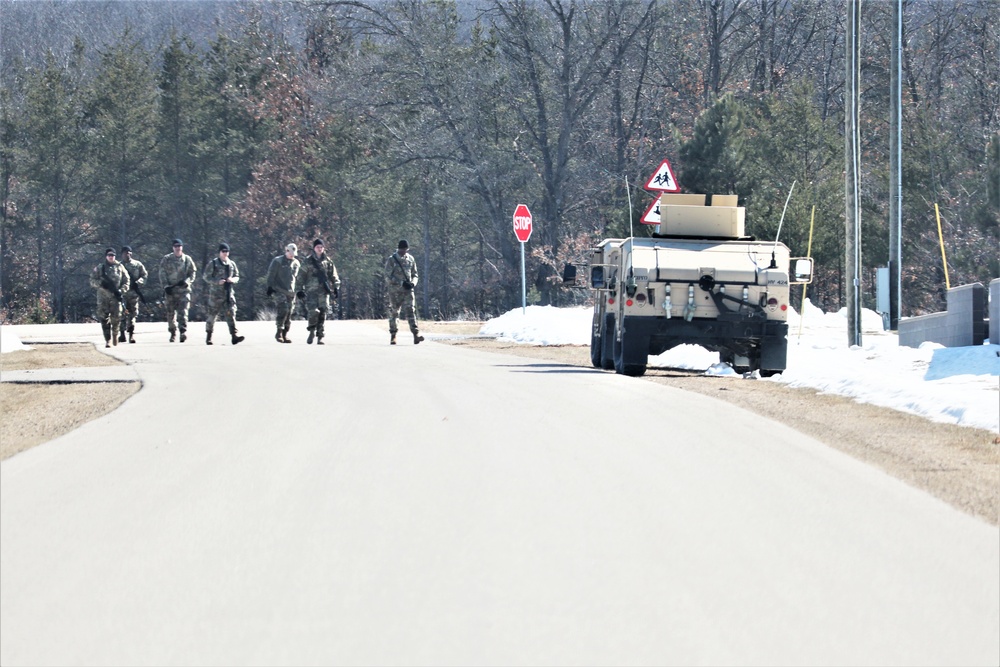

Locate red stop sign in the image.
[513,204,533,243]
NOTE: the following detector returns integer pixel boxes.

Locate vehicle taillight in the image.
[608,297,615,305]
[626,299,634,307]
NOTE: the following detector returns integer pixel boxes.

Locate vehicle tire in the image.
[760,369,782,378]
[600,313,615,370]
[590,313,603,368]
[613,330,647,377]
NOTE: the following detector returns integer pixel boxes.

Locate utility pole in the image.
[888,0,903,330]
[845,0,862,347]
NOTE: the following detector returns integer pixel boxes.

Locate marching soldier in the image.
[266,243,301,343]
[299,239,341,345]
[383,239,424,345]
[202,243,244,345]
[158,239,197,342]
[89,247,130,349]
[118,245,148,344]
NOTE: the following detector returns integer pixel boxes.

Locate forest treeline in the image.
[1,0,997,325]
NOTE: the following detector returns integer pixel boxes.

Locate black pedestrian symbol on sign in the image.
[653,173,674,188]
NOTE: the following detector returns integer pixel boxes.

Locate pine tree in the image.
[87,29,158,248]
[20,46,91,322]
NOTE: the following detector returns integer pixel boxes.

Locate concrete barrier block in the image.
[899,283,988,348]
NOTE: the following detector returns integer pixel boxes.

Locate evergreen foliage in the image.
[0,0,995,323]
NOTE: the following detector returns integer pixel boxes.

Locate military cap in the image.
[105,247,116,256]
[121,245,132,253]
[172,239,183,246]
[313,239,325,248]
[398,239,409,249]
[218,242,230,252]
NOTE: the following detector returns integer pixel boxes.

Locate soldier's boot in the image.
[307,328,315,345]
[282,327,292,343]
[390,332,397,345]
[275,330,284,343]
[232,333,245,345]
[169,331,177,343]
[206,331,213,345]
[102,323,112,348]
[316,335,325,345]
[413,333,424,345]
[118,330,126,343]
[105,338,111,348]
[128,327,135,344]
[179,330,187,343]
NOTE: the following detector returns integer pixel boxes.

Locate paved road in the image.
[2,321,998,666]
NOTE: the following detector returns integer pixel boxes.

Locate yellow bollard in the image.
[934,203,950,290]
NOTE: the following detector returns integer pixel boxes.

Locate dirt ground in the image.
[2,326,998,526]
[0,343,140,460]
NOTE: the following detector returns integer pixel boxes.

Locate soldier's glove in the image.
[296,291,306,300]
[266,286,274,296]
[332,288,339,298]
[402,280,413,290]
[164,286,173,296]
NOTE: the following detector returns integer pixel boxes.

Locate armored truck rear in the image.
[589,193,812,377]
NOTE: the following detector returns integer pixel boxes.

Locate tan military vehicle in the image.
[588,193,812,377]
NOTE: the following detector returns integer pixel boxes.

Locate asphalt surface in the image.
[1,321,998,666]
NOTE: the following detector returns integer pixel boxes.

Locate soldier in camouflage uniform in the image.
[266,242,301,343]
[158,238,197,342]
[88,247,130,349]
[299,239,341,345]
[202,243,244,346]
[117,245,148,344]
[383,239,424,345]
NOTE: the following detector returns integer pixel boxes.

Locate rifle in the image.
[309,254,335,296]
[100,273,127,309]
[131,284,147,304]
[163,280,188,295]
[224,261,234,305]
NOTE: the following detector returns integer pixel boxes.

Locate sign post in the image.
[513,204,533,314]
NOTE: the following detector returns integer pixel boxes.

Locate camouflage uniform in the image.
[202,255,243,344]
[266,251,301,342]
[384,244,423,344]
[89,255,130,347]
[119,255,148,342]
[299,245,341,344]
[158,249,197,342]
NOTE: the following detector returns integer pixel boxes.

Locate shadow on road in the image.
[495,363,603,374]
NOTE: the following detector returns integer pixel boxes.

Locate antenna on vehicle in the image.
[770,180,796,268]
[625,175,637,296]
